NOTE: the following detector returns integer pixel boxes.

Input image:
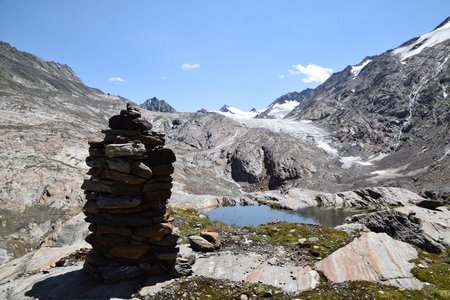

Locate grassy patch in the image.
[152,276,289,300]
[412,248,450,292]
[298,280,449,300]
[168,207,234,242]
[251,222,352,258]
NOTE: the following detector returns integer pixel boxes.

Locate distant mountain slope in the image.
[0,41,129,210]
[285,19,450,154]
[282,18,450,193]
[140,97,176,113]
[256,90,314,119]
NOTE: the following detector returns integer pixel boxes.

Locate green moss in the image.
[412,248,450,291]
[251,222,351,257]
[298,280,449,300]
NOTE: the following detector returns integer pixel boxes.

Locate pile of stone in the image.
[81,104,188,283]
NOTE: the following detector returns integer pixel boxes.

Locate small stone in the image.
[105,141,146,158]
[96,213,154,227]
[83,200,98,214]
[143,148,176,164]
[97,225,133,236]
[142,181,173,193]
[109,114,152,131]
[96,194,141,209]
[109,245,150,259]
[81,179,114,193]
[134,223,173,242]
[308,237,319,243]
[137,134,165,146]
[101,169,147,184]
[298,238,307,244]
[106,158,131,173]
[151,164,175,176]
[240,295,248,300]
[189,235,215,252]
[86,156,106,168]
[131,162,153,178]
[200,231,221,249]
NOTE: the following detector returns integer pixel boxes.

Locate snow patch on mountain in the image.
[351,60,372,77]
[393,19,450,61]
[266,100,300,119]
[214,105,263,118]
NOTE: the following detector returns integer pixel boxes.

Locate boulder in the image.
[189,235,215,252]
[316,232,423,290]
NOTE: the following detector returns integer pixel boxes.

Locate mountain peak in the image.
[219,105,231,112]
[433,16,450,31]
[140,97,176,113]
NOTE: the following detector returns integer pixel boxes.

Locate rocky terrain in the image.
[0,18,449,300]
[140,97,176,113]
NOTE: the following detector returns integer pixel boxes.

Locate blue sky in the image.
[0,1,449,112]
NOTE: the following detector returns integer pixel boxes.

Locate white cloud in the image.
[181,63,200,71]
[289,63,333,83]
[108,76,126,83]
[278,74,285,79]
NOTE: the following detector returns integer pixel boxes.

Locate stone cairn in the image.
[81,104,191,283]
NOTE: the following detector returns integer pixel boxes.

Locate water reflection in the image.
[204,205,359,227]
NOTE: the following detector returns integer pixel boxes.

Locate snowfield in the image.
[393,19,450,61]
[351,60,372,77]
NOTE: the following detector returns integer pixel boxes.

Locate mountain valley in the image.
[0,17,449,299]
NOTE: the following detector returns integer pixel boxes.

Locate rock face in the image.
[140,97,176,113]
[349,210,443,253]
[316,232,423,290]
[256,90,314,119]
[317,187,422,209]
[81,104,188,283]
[227,128,340,190]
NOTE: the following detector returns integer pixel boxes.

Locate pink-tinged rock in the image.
[316,232,423,290]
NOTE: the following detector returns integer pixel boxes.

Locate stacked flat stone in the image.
[81,104,180,283]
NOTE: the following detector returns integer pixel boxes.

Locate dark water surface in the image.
[204,205,359,227]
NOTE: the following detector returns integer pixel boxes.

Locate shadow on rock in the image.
[24,268,168,299]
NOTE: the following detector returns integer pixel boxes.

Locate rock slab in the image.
[316,232,423,290]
